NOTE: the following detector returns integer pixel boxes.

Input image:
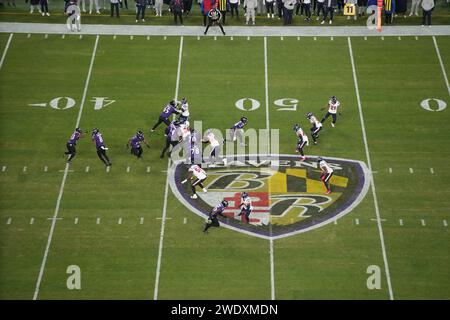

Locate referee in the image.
[204,8,226,35]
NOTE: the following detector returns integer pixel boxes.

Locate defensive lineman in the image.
[65,127,83,163]
[318,157,334,194]
[92,128,112,166]
[127,130,150,158]
[293,124,309,161]
[321,96,341,127]
[182,164,208,199]
[306,112,323,145]
[151,100,181,132]
[237,192,253,223]
[203,199,229,234]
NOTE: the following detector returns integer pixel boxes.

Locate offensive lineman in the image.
[318,157,334,194]
[321,96,341,128]
[237,192,253,224]
[293,124,309,161]
[92,128,112,167]
[203,199,229,234]
[182,164,208,199]
[127,130,150,158]
[65,127,83,163]
[306,112,323,145]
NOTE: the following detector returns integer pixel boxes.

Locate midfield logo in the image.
[169,155,370,239]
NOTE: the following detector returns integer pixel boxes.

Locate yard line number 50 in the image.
[235,98,299,111]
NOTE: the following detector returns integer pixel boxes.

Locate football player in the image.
[181,164,208,199]
[306,112,323,145]
[177,97,190,124]
[321,96,341,128]
[92,128,111,166]
[203,199,229,234]
[237,191,253,224]
[293,124,309,161]
[160,120,180,159]
[65,127,83,163]
[127,130,150,158]
[151,100,181,132]
[318,157,334,194]
[227,116,248,147]
[202,129,223,164]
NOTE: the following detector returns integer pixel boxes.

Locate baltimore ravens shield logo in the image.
[169,155,370,239]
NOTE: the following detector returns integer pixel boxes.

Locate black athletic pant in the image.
[40,0,48,13]
[204,216,220,232]
[97,147,111,166]
[323,6,334,21]
[110,3,119,17]
[204,19,226,35]
[310,126,321,143]
[316,2,325,17]
[152,116,171,131]
[422,9,432,26]
[183,0,193,14]
[131,146,143,158]
[119,0,128,8]
[230,3,239,17]
[265,2,274,14]
[65,143,76,162]
[321,112,337,124]
[276,0,283,18]
[220,10,227,24]
[136,5,145,20]
[304,3,311,19]
[173,11,183,24]
[161,138,178,158]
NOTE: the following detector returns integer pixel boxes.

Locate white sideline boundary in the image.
[432,36,450,96]
[1,22,450,37]
[0,33,13,71]
[153,36,184,301]
[347,37,394,300]
[32,35,100,300]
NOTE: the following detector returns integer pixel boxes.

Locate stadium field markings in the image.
[409,168,414,174]
[130,35,133,40]
[0,33,13,71]
[85,166,90,172]
[183,217,187,224]
[444,220,448,227]
[355,218,360,225]
[33,35,100,301]
[45,34,48,39]
[27,33,31,38]
[432,36,450,96]
[381,36,384,40]
[415,36,418,40]
[147,36,150,40]
[214,36,217,41]
[74,217,78,224]
[96,218,101,224]
[118,218,122,225]
[22,166,27,173]
[140,217,144,225]
[6,217,11,225]
[44,166,48,172]
[30,218,34,225]
[348,37,394,300]
[388,167,392,173]
[154,36,184,301]
[421,219,426,226]
[2,166,6,172]
[399,219,404,226]
[398,36,401,40]
[430,168,434,174]
[62,34,65,39]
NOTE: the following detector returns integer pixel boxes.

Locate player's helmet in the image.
[317,157,323,162]
[306,112,312,119]
[183,120,190,128]
[137,130,144,139]
[221,200,229,207]
[241,117,248,124]
[169,100,176,106]
[293,124,299,132]
[92,128,99,134]
[173,120,181,127]
[75,127,82,133]
[331,96,337,104]
[242,192,249,199]
[181,97,187,104]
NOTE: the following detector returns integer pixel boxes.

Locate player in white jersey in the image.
[182,164,208,199]
[321,96,341,127]
[65,0,81,32]
[202,129,223,164]
[306,112,323,145]
[293,124,309,161]
[178,121,191,142]
[318,157,334,194]
[177,97,190,123]
[237,192,253,223]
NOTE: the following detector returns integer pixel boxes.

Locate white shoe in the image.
[316,16,320,21]
[136,19,138,22]
[408,13,412,16]
[415,13,419,16]
[331,123,335,128]
[272,14,275,18]
[253,21,255,25]
[347,16,350,20]
[223,158,228,166]
[203,188,207,193]
[267,13,270,18]
[190,194,198,199]
[329,20,332,24]
[30,9,33,13]
[142,19,145,22]
[41,12,45,16]
[97,10,101,14]
[321,20,325,24]
[46,12,50,16]
[246,21,248,25]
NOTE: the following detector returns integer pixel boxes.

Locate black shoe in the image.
[160,154,164,159]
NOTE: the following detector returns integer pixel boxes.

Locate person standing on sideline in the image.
[303,0,311,21]
[230,0,239,18]
[321,0,336,24]
[217,0,227,23]
[204,7,226,34]
[170,0,184,25]
[316,0,325,20]
[89,0,101,14]
[421,0,434,26]
[201,0,217,26]
[383,0,394,24]
[155,0,163,15]
[183,0,193,15]
[357,0,366,17]
[29,0,42,13]
[265,0,275,18]
[119,0,128,8]
[282,0,295,25]
[66,0,82,31]
[110,0,120,17]
[244,0,257,25]
[135,0,146,21]
[276,0,283,19]
[40,0,50,16]
[409,0,421,16]
[344,0,357,20]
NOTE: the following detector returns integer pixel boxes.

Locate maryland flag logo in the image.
[169,155,370,239]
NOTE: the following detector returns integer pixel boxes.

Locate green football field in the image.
[0,32,449,300]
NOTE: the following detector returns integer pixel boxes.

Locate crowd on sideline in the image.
[0,0,447,27]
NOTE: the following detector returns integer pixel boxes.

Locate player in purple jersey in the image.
[203,199,229,234]
[64,127,83,163]
[127,130,150,158]
[151,100,181,132]
[92,128,112,167]
[226,116,248,146]
[160,120,181,159]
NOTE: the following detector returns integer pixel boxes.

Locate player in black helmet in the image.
[203,199,229,234]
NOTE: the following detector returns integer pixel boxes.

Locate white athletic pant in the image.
[67,15,81,31]
[155,0,163,15]
[79,0,86,11]
[246,8,256,23]
[410,0,421,15]
[89,0,100,12]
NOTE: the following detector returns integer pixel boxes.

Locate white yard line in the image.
[432,36,450,96]
[264,36,276,301]
[33,35,100,301]
[347,37,394,300]
[0,33,13,71]
[154,36,184,301]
